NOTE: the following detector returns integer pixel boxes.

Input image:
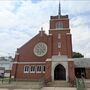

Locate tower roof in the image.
[58,0,61,16]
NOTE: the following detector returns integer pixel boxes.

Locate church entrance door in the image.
[54,64,66,80]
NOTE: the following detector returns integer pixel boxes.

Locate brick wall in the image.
[85,68,90,79]
[12,64,45,80]
[45,61,52,82]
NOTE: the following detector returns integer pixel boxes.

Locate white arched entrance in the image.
[51,55,68,81]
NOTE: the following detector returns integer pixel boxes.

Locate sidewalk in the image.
[42,87,76,90]
[0,87,76,90]
[0,87,90,90]
[0,80,90,90]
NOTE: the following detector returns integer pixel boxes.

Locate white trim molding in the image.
[50,18,69,21]
[13,62,45,64]
[50,28,70,30]
[46,58,51,61]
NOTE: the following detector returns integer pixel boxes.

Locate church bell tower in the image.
[49,1,72,58]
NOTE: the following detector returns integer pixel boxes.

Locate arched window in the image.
[56,22,63,29]
[36,65,42,73]
[43,66,45,72]
[24,65,30,73]
[30,65,35,73]
[42,65,45,73]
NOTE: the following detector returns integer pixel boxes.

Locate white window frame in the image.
[36,65,42,73]
[42,65,45,73]
[24,65,30,73]
[58,42,61,48]
[30,65,35,73]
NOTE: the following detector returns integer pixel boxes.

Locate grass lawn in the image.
[0,77,11,83]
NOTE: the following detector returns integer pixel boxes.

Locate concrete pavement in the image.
[42,87,77,90]
[0,87,90,90]
[0,87,77,90]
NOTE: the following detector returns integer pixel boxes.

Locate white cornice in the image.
[13,62,45,64]
[66,33,71,35]
[46,58,51,61]
[50,18,69,21]
[68,59,74,61]
[49,28,70,30]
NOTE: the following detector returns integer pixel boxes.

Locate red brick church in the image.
[11,2,75,83]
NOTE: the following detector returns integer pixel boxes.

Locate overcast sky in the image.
[0,0,90,58]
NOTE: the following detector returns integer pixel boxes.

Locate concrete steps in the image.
[41,87,76,90]
[46,80,69,87]
[85,79,90,88]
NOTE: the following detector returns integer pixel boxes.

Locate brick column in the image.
[68,60,75,84]
[66,34,72,58]
[45,59,52,83]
